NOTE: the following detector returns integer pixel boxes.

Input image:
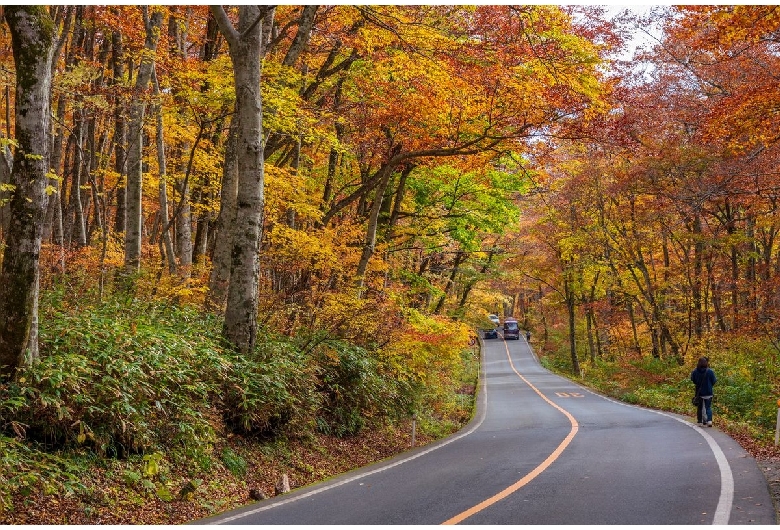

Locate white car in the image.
[488,314,500,327]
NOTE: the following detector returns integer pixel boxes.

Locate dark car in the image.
[503,318,520,340]
[483,328,498,339]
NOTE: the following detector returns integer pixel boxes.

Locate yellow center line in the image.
[441,340,579,525]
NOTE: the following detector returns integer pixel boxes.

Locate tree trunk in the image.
[0,133,12,242]
[175,162,193,275]
[0,6,56,380]
[627,298,641,354]
[211,5,274,354]
[564,275,580,374]
[123,7,163,274]
[42,93,65,251]
[692,213,703,339]
[168,10,193,278]
[153,76,177,275]
[207,116,238,309]
[355,165,393,291]
[112,24,127,235]
[434,251,464,314]
[68,107,88,247]
[586,309,595,364]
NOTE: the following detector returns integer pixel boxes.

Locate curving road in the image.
[197,334,776,525]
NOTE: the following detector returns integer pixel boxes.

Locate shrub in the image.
[0,435,88,513]
[220,447,247,477]
[313,340,413,436]
[220,338,320,437]
[0,297,225,457]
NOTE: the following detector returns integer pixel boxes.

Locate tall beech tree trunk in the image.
[169,9,194,278]
[0,6,56,380]
[123,7,163,274]
[211,5,275,354]
[112,25,127,235]
[69,107,88,248]
[153,74,177,275]
[207,116,238,309]
[42,93,65,249]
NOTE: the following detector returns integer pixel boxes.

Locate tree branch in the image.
[209,6,240,47]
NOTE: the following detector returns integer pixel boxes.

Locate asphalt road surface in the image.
[198,334,776,525]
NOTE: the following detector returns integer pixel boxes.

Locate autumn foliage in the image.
[5,4,780,523]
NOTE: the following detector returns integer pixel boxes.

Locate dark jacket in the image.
[691,367,716,397]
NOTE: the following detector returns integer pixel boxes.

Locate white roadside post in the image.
[411,414,417,447]
[776,399,780,446]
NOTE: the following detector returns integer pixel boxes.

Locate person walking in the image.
[691,356,716,427]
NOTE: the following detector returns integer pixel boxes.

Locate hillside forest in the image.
[2,5,780,524]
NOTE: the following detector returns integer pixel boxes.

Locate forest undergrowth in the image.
[0,272,479,524]
[539,333,780,521]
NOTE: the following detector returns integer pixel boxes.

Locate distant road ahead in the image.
[198,335,775,525]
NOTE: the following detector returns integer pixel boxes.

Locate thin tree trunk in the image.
[42,93,65,250]
[123,7,163,275]
[627,298,641,354]
[112,25,127,234]
[175,162,193,276]
[434,251,464,314]
[153,73,177,275]
[355,165,393,291]
[564,273,580,374]
[692,213,703,339]
[69,107,88,248]
[169,9,193,278]
[0,133,12,242]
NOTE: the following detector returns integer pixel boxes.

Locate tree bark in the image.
[123,7,163,274]
[207,115,238,309]
[434,251,465,314]
[68,107,88,248]
[355,165,393,291]
[42,93,65,251]
[112,24,127,235]
[0,131,12,241]
[169,10,194,278]
[564,270,580,374]
[153,73,177,275]
[0,6,56,380]
[211,5,274,354]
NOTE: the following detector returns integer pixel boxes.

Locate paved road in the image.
[198,335,776,525]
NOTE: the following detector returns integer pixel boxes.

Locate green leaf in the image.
[156,485,173,502]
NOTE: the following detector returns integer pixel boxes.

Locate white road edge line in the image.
[575,386,734,525]
[655,410,734,525]
[205,349,490,525]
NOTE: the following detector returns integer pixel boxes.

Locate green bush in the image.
[313,340,414,437]
[220,339,320,437]
[0,435,88,512]
[0,298,225,456]
[220,447,247,477]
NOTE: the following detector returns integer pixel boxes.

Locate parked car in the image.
[483,328,498,339]
[488,314,500,327]
[503,318,520,340]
